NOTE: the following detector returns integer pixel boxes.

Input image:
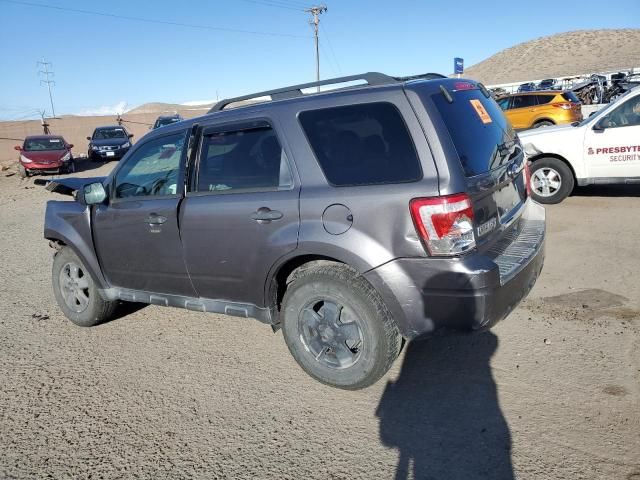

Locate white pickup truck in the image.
[519,87,640,203]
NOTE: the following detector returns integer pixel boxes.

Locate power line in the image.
[320,23,341,75]
[37,58,56,118]
[237,0,305,11]
[0,0,310,39]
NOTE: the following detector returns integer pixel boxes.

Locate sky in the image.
[0,0,638,119]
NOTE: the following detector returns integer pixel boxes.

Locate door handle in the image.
[144,213,168,225]
[250,207,283,223]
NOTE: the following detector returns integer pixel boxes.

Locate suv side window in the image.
[196,124,293,193]
[299,102,422,186]
[114,132,186,199]
[497,97,511,110]
[600,97,640,128]
[535,95,555,105]
[511,95,537,109]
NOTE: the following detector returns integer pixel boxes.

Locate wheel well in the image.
[528,153,577,182]
[533,118,555,126]
[270,255,344,316]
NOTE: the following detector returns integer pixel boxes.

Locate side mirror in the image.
[14,145,22,151]
[86,136,91,141]
[592,120,606,132]
[128,133,134,138]
[83,182,107,205]
[67,143,74,149]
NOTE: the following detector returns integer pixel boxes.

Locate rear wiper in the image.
[439,85,453,103]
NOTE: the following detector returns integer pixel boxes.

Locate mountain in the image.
[463,29,640,85]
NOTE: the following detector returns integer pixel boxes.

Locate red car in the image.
[15,135,75,178]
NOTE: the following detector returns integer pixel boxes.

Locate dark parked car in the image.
[87,126,133,161]
[152,114,184,129]
[536,78,558,90]
[15,135,75,178]
[518,82,536,92]
[43,72,545,389]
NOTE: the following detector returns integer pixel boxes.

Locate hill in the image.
[463,29,640,85]
[126,102,213,115]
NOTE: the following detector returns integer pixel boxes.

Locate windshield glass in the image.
[23,137,66,151]
[154,117,181,128]
[93,128,127,140]
[430,87,518,177]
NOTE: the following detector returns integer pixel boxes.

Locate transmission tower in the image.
[37,58,56,118]
[305,5,327,91]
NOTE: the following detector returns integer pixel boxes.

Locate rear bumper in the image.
[365,200,545,339]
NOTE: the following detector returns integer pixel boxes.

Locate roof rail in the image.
[208,72,446,113]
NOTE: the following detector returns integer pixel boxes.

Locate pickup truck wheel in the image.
[52,247,116,327]
[529,158,574,204]
[281,261,402,390]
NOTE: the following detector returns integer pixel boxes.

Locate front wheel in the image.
[52,247,117,326]
[281,261,402,390]
[529,157,574,204]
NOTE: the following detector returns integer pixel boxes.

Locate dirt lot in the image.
[0,160,638,480]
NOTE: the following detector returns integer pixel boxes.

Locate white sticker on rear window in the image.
[49,139,61,142]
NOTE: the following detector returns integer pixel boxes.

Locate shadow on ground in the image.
[376,331,514,480]
[572,184,640,198]
[72,158,108,174]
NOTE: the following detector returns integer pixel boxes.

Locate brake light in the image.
[523,161,532,196]
[552,102,572,110]
[453,81,475,91]
[410,193,476,256]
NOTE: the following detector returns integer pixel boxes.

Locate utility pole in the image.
[38,110,50,135]
[306,5,327,92]
[37,58,56,118]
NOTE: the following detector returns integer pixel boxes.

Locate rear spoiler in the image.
[34,176,106,197]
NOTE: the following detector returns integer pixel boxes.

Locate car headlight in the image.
[121,141,131,149]
[91,145,99,150]
[61,152,71,162]
[20,154,32,163]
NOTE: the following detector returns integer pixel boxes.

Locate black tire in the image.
[281,261,402,390]
[52,246,116,327]
[529,157,575,204]
[533,120,554,128]
[65,159,75,174]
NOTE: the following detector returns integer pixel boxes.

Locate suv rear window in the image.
[299,102,422,186]
[431,88,517,177]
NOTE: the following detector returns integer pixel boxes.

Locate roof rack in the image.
[208,72,446,113]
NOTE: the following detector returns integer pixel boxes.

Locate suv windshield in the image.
[24,137,66,151]
[154,117,181,129]
[93,128,127,140]
[430,87,517,177]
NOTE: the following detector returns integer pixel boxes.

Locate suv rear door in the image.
[179,118,300,307]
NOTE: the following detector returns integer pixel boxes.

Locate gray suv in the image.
[43,73,545,389]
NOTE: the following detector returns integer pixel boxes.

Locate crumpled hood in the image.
[35,176,106,196]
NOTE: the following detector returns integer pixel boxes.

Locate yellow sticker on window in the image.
[470,99,492,124]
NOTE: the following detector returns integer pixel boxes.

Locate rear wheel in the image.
[52,247,116,327]
[281,261,402,390]
[529,157,574,204]
[533,120,554,128]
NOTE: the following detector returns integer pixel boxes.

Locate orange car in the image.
[496,91,583,130]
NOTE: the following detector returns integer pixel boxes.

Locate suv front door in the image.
[93,130,197,296]
[584,95,640,179]
[180,119,300,307]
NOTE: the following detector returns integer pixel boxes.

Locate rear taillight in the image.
[410,193,476,256]
[523,161,532,196]
[552,102,572,110]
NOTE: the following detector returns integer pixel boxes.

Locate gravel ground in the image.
[0,161,638,480]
